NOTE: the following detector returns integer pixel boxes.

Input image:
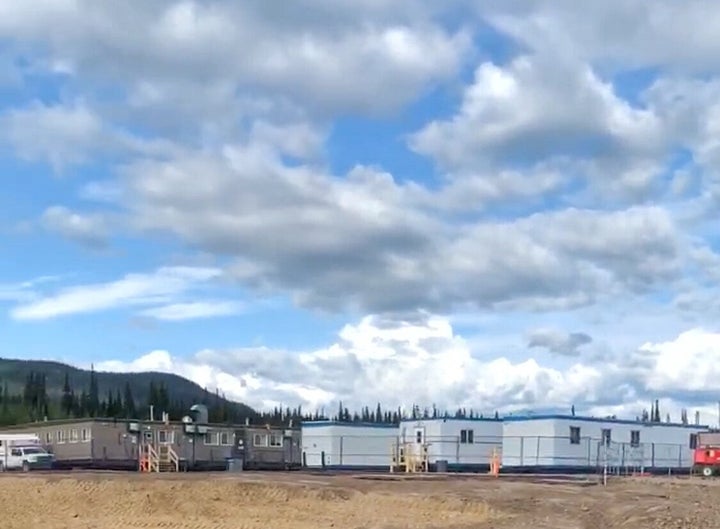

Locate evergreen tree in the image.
[123,382,136,418]
[61,372,73,417]
[88,364,100,417]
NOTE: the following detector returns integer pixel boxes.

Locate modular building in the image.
[502,414,711,472]
[399,418,503,471]
[0,417,302,471]
[301,421,399,469]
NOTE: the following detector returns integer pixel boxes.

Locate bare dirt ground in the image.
[1,471,719,528]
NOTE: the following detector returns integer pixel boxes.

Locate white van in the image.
[0,434,54,471]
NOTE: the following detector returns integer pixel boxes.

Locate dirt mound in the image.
[1,474,493,529]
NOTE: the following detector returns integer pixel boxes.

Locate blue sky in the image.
[2,1,720,422]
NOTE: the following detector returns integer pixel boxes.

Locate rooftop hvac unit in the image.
[189,404,209,425]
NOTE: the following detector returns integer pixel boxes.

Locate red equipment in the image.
[693,445,720,477]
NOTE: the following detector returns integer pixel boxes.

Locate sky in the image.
[2,0,720,424]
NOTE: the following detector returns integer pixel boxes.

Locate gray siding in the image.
[1,419,302,469]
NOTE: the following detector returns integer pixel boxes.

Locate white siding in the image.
[502,419,557,467]
[502,416,710,469]
[301,423,398,468]
[400,419,503,467]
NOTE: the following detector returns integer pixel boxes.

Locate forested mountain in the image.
[0,357,261,426]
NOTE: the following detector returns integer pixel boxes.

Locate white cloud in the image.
[91,315,720,425]
[2,100,104,172]
[10,266,224,320]
[40,206,110,248]
[138,300,243,321]
[527,328,592,357]
[410,53,666,199]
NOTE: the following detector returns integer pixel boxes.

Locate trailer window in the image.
[460,429,474,444]
[204,432,217,445]
[220,432,231,445]
[69,429,79,443]
[81,428,90,442]
[569,426,581,444]
[269,433,282,447]
[630,430,640,447]
[253,433,268,447]
[690,433,698,449]
[45,432,52,443]
[602,429,611,446]
[57,430,66,444]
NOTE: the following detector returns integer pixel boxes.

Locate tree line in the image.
[0,367,305,427]
[0,367,701,428]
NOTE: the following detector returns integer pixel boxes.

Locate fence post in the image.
[651,443,655,469]
[586,437,591,467]
[340,435,344,466]
[321,450,326,469]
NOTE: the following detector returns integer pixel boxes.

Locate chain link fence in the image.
[301,434,692,471]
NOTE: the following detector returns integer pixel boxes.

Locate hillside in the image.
[0,357,257,421]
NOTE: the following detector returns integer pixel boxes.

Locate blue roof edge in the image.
[503,414,711,429]
[301,421,398,429]
[399,417,501,423]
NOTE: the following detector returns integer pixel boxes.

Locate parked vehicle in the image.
[0,434,54,471]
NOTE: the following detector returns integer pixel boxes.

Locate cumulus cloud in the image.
[109,141,685,314]
[92,315,720,424]
[527,329,593,357]
[40,206,110,248]
[2,100,104,172]
[0,1,469,135]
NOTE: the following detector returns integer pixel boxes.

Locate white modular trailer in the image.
[301,421,399,469]
[400,418,503,470]
[501,414,711,470]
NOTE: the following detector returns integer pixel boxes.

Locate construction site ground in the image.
[2,470,718,528]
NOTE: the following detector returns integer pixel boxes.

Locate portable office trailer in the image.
[399,418,503,471]
[1,418,301,471]
[301,421,399,469]
[243,425,302,470]
[502,414,711,472]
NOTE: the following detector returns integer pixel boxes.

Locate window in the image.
[630,430,640,447]
[81,428,90,442]
[601,429,611,446]
[460,429,474,444]
[269,433,282,447]
[569,426,581,445]
[57,430,66,444]
[69,429,79,443]
[415,430,423,444]
[45,432,53,444]
[253,433,268,447]
[10,448,21,457]
[204,432,217,445]
[220,432,231,445]
[690,433,698,449]
[158,430,174,444]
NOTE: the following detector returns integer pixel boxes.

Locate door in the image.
[411,428,426,458]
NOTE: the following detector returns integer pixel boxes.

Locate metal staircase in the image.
[139,442,179,473]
